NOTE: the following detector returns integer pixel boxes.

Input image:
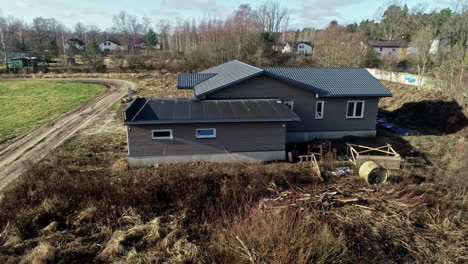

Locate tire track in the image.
[0,78,135,191]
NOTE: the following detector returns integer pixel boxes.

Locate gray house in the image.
[124,60,391,165]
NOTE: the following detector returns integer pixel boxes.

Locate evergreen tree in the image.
[146,28,158,50]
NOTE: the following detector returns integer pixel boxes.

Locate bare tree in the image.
[409,25,437,88]
[0,16,11,71]
[378,1,409,40]
[253,0,290,39]
[113,11,141,54]
[157,19,171,51]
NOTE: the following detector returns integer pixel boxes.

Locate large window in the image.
[196,128,216,139]
[346,101,365,118]
[315,101,324,119]
[152,129,173,140]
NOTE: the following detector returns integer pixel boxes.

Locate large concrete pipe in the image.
[359,161,388,184]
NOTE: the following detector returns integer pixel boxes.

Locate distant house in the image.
[430,36,451,54]
[135,39,146,50]
[64,38,85,51]
[10,57,38,72]
[281,41,313,54]
[6,51,28,62]
[295,42,313,54]
[123,60,392,165]
[99,40,124,52]
[369,40,408,58]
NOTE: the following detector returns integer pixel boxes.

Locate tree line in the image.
[0,0,467,98]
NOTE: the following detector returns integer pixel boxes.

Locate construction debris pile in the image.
[260,183,376,212]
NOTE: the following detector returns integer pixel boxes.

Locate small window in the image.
[379,47,383,52]
[346,101,365,118]
[315,101,324,119]
[196,128,216,139]
[152,129,172,140]
[392,48,395,51]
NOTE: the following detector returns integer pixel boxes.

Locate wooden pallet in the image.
[347,143,401,169]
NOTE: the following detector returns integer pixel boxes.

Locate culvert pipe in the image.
[359,161,388,184]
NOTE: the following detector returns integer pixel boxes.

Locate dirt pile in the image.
[379,81,468,135]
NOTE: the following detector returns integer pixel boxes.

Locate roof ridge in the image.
[130,99,149,122]
[232,60,263,71]
[263,67,364,69]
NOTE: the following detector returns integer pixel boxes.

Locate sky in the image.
[0,0,455,30]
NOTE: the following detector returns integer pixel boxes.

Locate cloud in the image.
[152,0,233,21]
[15,0,31,8]
[292,0,362,28]
[160,0,213,10]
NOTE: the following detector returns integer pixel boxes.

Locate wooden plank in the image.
[356,155,401,169]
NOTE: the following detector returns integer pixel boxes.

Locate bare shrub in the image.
[209,208,347,264]
[20,242,55,264]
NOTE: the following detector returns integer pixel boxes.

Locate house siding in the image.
[205,74,379,133]
[127,122,286,156]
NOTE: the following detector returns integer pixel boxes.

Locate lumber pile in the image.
[259,187,369,212]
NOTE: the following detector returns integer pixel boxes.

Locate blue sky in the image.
[0,0,454,30]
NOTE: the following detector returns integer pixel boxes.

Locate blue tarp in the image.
[377,118,408,134]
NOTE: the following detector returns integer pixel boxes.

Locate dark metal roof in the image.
[177,60,392,98]
[293,41,312,48]
[193,60,263,97]
[177,73,217,89]
[263,67,392,97]
[65,38,85,45]
[369,40,408,47]
[124,97,300,125]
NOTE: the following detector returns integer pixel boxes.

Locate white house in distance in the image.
[430,36,451,54]
[64,38,85,51]
[280,41,313,55]
[369,40,408,58]
[99,40,124,52]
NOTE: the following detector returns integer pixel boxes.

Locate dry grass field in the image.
[0,73,466,263]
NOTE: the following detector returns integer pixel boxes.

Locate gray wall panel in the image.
[128,122,286,156]
[206,75,379,132]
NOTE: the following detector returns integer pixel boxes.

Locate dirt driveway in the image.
[0,78,135,191]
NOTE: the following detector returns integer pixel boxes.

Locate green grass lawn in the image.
[0,81,106,143]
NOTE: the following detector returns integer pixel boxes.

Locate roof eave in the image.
[124,117,300,126]
[176,86,195,90]
[122,97,140,112]
[321,93,393,98]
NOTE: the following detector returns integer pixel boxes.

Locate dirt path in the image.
[0,78,135,191]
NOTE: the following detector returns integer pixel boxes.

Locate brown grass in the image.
[0,77,466,263]
[209,208,347,264]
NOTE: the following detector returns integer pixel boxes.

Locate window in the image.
[392,48,396,51]
[346,101,365,118]
[379,47,383,51]
[315,101,324,119]
[152,129,172,140]
[196,128,216,139]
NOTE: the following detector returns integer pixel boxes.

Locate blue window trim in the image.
[196,128,216,139]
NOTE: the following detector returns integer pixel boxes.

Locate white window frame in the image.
[152,129,173,140]
[315,101,324,119]
[195,128,216,139]
[346,101,365,119]
[283,101,294,111]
